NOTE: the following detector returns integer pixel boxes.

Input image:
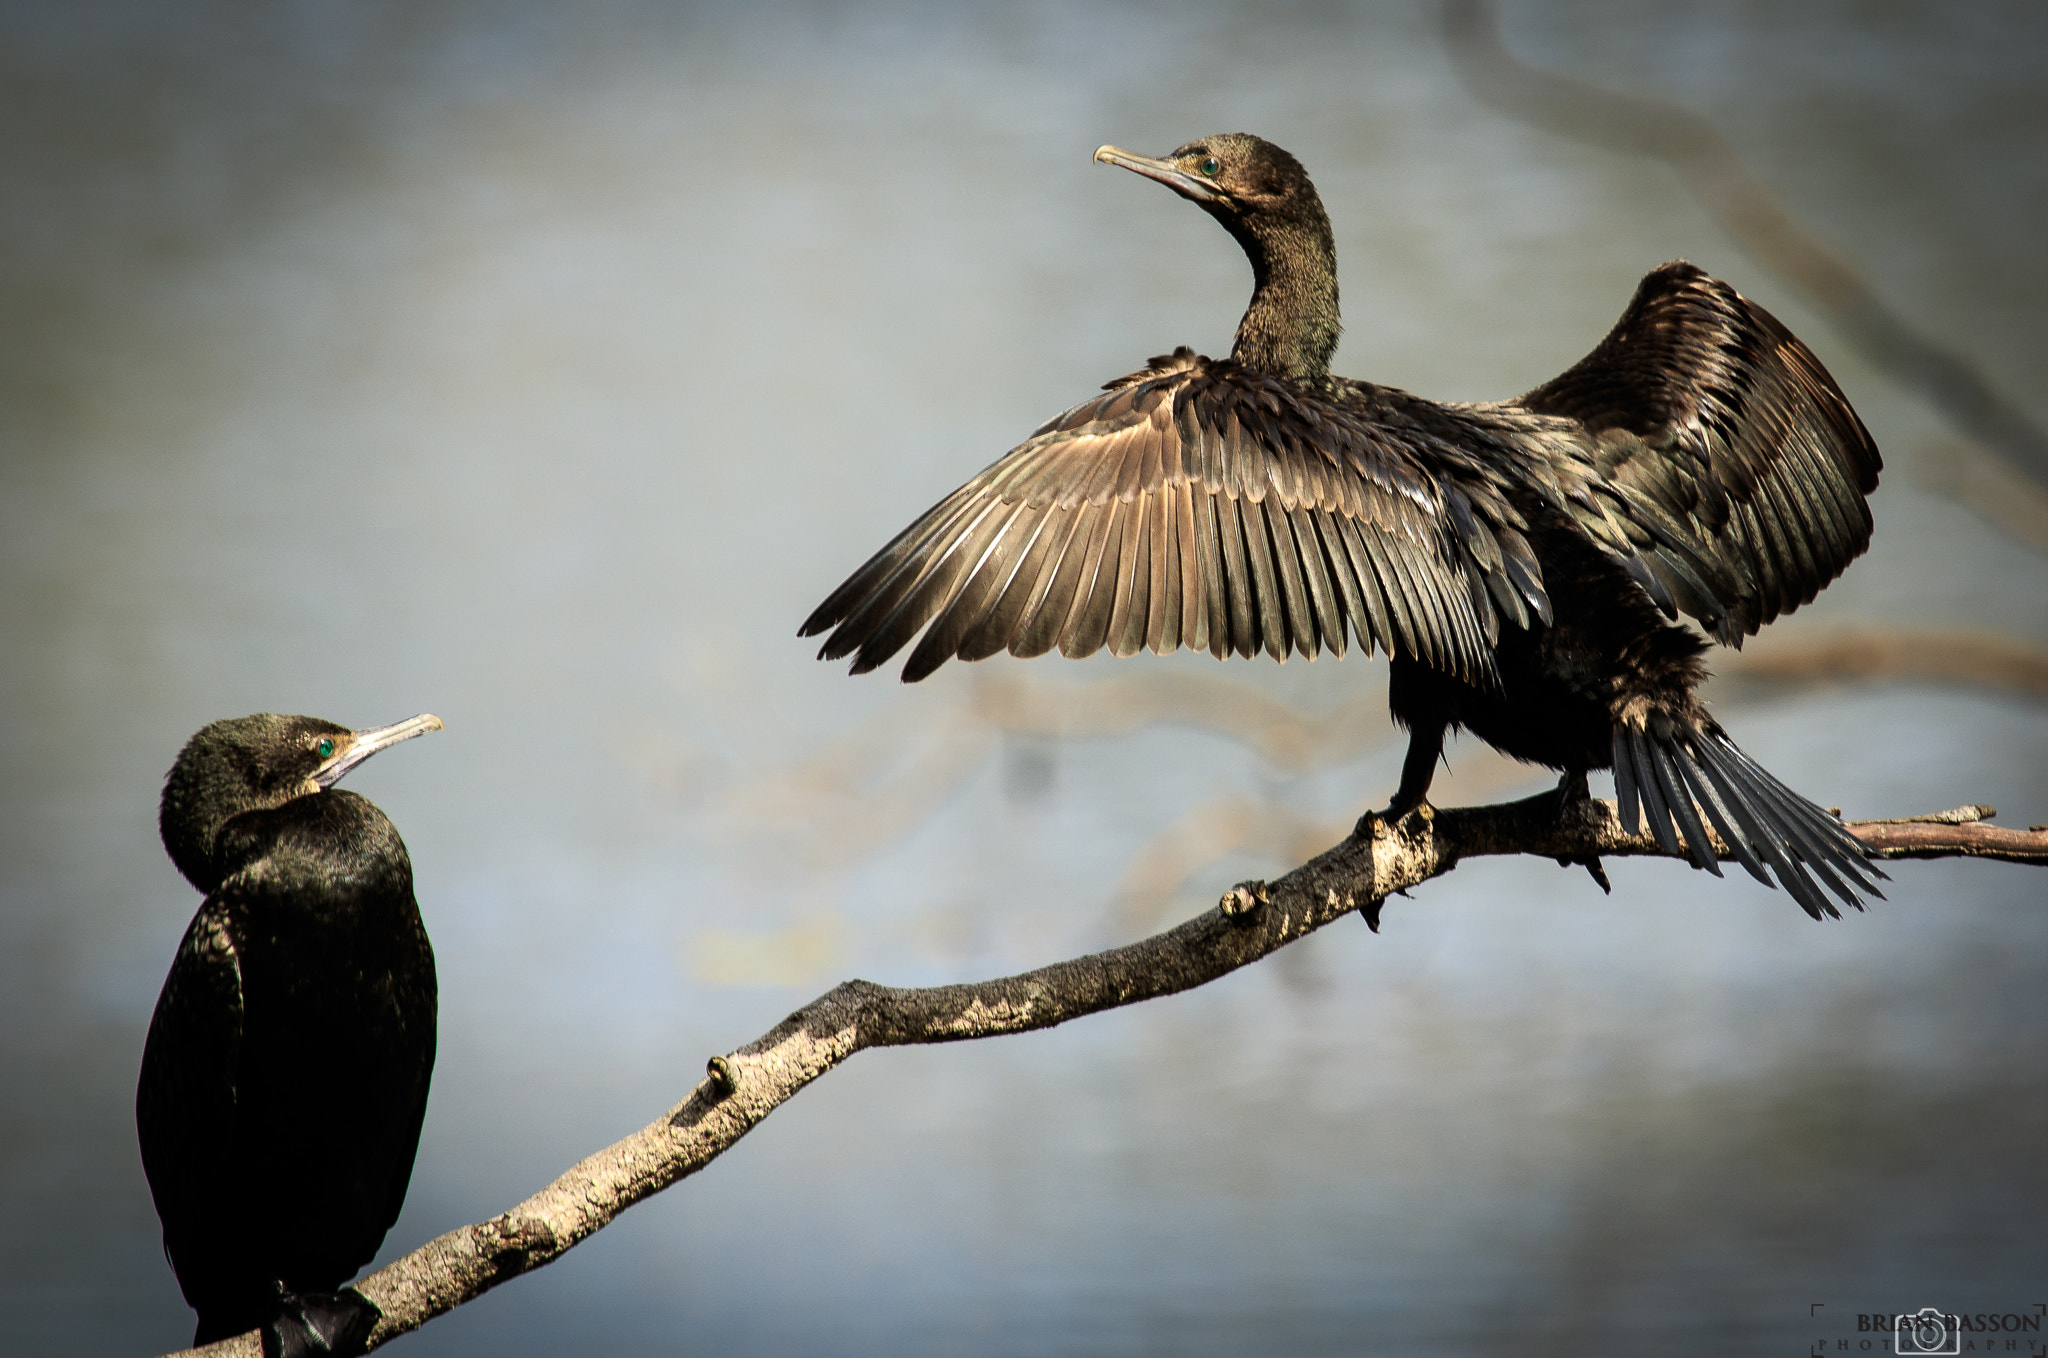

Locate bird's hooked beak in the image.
[1093,144,1223,203]
[313,713,444,789]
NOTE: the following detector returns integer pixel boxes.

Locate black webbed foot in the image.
[264,1285,380,1358]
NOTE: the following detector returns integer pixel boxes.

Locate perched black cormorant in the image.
[801,134,1886,919]
[139,712,442,1354]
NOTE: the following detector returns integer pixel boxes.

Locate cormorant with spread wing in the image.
[801,134,1883,919]
[140,712,441,1354]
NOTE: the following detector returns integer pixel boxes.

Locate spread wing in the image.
[802,350,1550,684]
[1516,261,1881,645]
[136,895,248,1314]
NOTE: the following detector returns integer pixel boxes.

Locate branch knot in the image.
[1219,880,1270,919]
[485,1214,555,1265]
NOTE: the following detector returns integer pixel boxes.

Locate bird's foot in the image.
[1355,798,1432,931]
[1547,771,1609,892]
[1362,797,1433,837]
[264,1284,380,1358]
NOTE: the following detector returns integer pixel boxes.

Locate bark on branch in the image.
[164,796,2046,1357]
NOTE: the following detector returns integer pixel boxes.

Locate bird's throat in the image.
[1226,216,1341,380]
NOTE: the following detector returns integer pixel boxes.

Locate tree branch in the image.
[162,795,2045,1357]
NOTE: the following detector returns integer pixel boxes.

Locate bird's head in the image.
[1093,133,1325,235]
[1093,133,1340,378]
[159,712,442,892]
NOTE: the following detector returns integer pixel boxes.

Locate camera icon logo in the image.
[1895,1307,1961,1355]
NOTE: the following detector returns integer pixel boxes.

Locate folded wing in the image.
[137,897,248,1315]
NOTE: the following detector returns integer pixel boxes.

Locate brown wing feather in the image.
[1517,260,1881,644]
[803,351,1531,683]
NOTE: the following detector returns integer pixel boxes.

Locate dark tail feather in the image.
[1612,721,1885,919]
[1670,752,1772,888]
[1691,736,1845,921]
[1709,736,1887,900]
[1612,724,1644,837]
[1641,726,1722,877]
[1624,727,1680,859]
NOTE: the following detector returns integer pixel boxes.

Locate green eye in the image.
[1198,156,1220,176]
[315,738,335,759]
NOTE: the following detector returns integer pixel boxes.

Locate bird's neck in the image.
[1224,211,1341,380]
[160,773,316,894]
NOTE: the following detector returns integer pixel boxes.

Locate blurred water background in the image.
[2,2,2044,1354]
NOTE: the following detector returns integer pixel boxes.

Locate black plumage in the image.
[802,133,1887,918]
[139,712,442,1353]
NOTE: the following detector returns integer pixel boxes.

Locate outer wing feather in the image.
[1263,500,1315,659]
[1189,488,1228,658]
[904,501,1039,680]
[1214,491,1259,658]
[1237,495,1288,660]
[848,498,1013,675]
[1313,508,1368,650]
[1332,516,1393,656]
[997,505,1086,660]
[1108,493,1151,659]
[1060,496,1124,660]
[1291,504,1346,658]
[1016,503,1102,658]
[1362,533,1422,662]
[1147,490,1176,654]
